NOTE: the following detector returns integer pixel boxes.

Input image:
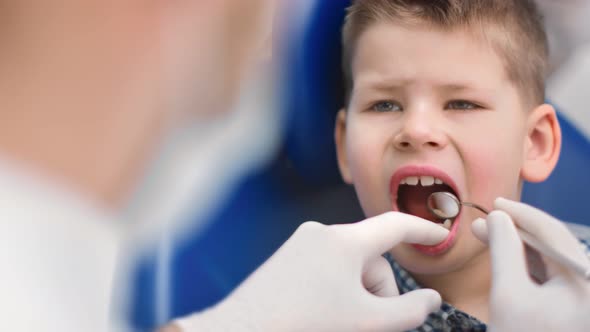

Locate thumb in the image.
[366,289,441,332]
[494,197,589,265]
[487,210,530,288]
[363,256,399,297]
[471,217,489,244]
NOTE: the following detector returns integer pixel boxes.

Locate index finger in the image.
[347,212,449,258]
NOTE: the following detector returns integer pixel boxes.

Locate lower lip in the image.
[412,213,461,256]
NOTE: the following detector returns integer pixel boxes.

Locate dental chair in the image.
[129,1,590,329]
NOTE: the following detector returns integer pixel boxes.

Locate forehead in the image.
[352,22,511,94]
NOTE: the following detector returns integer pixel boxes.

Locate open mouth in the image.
[390,167,462,255]
[391,171,461,230]
[397,176,459,229]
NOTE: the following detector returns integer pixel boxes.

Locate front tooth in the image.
[405,176,419,185]
[420,176,435,186]
[443,219,452,229]
[400,178,407,185]
[434,178,443,185]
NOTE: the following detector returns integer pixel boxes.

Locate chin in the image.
[390,240,488,275]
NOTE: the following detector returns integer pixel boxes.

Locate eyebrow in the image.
[353,78,496,95]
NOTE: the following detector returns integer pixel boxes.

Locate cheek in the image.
[345,121,392,214]
[346,120,388,173]
[463,133,525,203]
[347,134,381,188]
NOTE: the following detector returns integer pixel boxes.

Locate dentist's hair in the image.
[342,0,549,107]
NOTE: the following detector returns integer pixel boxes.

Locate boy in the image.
[334,0,590,330]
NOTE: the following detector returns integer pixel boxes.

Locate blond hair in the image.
[342,0,549,106]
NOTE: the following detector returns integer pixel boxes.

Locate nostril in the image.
[426,142,439,148]
[399,142,410,148]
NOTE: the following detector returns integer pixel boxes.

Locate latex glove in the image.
[173,212,448,332]
[472,198,590,332]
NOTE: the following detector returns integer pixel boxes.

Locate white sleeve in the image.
[0,199,121,331]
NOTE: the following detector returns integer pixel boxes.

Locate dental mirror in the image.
[427,191,489,220]
[426,191,590,280]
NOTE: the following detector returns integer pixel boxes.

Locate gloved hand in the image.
[173,212,449,332]
[472,198,590,332]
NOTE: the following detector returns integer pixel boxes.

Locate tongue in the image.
[398,185,441,222]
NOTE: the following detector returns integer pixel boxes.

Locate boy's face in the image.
[336,22,533,275]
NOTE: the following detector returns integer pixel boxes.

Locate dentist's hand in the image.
[171,212,448,332]
[472,198,590,332]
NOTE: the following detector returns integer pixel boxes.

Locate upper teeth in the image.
[400,176,444,186]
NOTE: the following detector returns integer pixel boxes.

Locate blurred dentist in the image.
[0,1,446,332]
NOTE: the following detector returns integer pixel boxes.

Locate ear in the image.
[335,109,353,184]
[520,103,562,183]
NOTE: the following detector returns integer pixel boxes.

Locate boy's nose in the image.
[392,112,448,152]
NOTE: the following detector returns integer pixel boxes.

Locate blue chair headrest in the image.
[283,1,351,186]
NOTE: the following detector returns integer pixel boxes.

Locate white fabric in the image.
[540,0,590,139]
[547,44,590,137]
[0,158,122,332]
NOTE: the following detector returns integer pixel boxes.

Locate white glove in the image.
[471,198,590,332]
[174,212,449,332]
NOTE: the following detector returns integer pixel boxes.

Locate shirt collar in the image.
[384,253,487,331]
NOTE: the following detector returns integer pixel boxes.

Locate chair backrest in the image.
[522,112,590,226]
[284,0,349,186]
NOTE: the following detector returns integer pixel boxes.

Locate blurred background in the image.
[128,1,590,330]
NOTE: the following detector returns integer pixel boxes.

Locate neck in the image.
[413,249,491,323]
[0,4,166,208]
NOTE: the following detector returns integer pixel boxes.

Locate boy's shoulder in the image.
[566,222,590,258]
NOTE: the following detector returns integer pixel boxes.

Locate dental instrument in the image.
[427,191,590,280]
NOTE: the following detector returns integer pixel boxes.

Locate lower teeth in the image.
[443,219,452,229]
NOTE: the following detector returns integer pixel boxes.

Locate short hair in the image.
[342,0,549,107]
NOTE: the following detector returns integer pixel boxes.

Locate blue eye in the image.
[446,100,481,110]
[371,101,402,112]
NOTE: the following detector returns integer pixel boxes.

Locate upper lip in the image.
[390,165,461,213]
